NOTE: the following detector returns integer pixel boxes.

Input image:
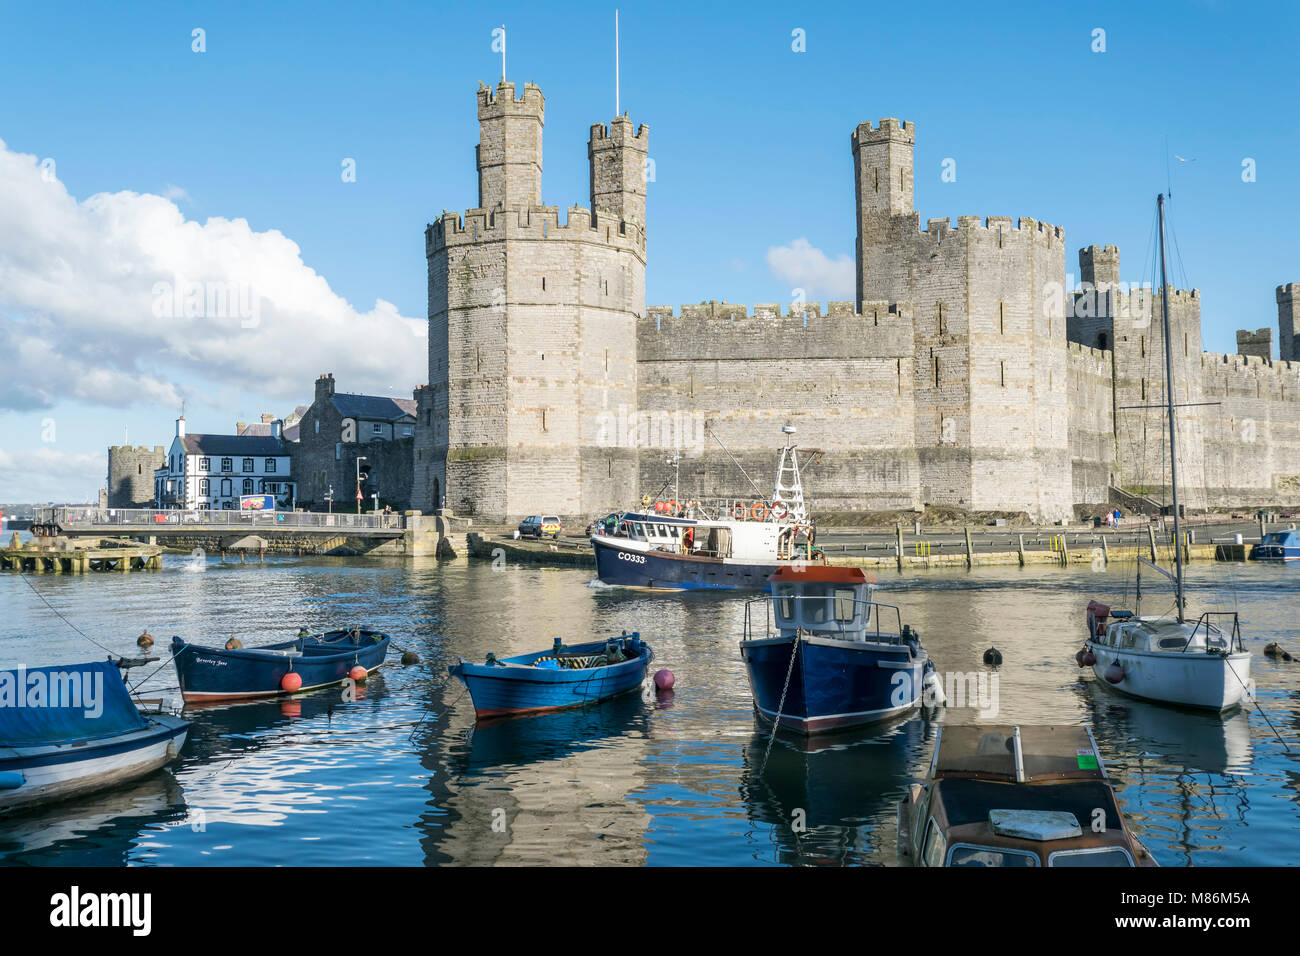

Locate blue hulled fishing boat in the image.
[448,633,652,719]
[740,566,940,734]
[1250,529,1300,561]
[171,628,390,702]
[1,659,189,814]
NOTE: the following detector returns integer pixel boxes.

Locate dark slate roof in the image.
[182,434,290,456]
[330,393,417,423]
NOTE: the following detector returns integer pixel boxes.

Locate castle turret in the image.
[1279,283,1299,362]
[852,118,914,219]
[1079,245,1120,291]
[588,115,649,234]
[1236,327,1273,360]
[476,81,544,209]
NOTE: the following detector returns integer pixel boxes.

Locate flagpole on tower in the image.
[501,24,506,84]
[615,9,620,115]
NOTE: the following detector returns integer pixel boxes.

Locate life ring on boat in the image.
[771,502,789,520]
[751,502,770,521]
[732,503,747,520]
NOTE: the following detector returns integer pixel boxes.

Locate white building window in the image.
[265,458,276,473]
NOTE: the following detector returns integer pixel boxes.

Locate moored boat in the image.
[1250,529,1300,561]
[740,565,940,734]
[448,633,652,719]
[1,659,189,815]
[171,628,390,702]
[897,724,1158,867]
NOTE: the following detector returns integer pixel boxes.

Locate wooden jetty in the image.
[0,532,163,573]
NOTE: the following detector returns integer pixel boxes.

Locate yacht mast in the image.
[1157,193,1185,622]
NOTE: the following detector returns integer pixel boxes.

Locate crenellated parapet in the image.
[426,203,645,259]
[919,215,1065,247]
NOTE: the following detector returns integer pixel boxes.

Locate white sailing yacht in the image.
[1082,194,1253,712]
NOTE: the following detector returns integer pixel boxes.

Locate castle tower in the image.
[107,444,166,509]
[1236,328,1273,360]
[1279,283,1299,362]
[589,115,649,231]
[852,118,916,310]
[476,82,544,209]
[1079,244,1120,291]
[422,84,646,522]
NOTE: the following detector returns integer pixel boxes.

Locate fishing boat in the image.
[739,565,941,734]
[1,659,189,815]
[448,633,652,719]
[591,427,822,591]
[170,627,390,702]
[897,724,1158,867]
[1080,194,1252,712]
[1250,529,1300,561]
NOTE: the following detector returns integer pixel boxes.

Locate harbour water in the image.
[1,548,1297,866]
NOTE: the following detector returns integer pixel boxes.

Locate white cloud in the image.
[0,138,425,413]
[0,447,105,503]
[765,238,855,301]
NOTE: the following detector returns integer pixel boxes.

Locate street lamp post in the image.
[355,456,367,515]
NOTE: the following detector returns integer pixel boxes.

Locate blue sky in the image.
[1,0,1296,500]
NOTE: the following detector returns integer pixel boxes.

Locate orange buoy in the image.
[137,630,154,648]
[348,665,367,682]
[281,671,303,692]
[732,503,746,520]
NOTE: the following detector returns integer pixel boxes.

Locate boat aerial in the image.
[1080,194,1253,712]
[171,628,390,703]
[740,565,942,734]
[1,658,189,815]
[1250,529,1300,561]
[448,633,653,720]
[591,427,823,591]
[897,724,1158,867]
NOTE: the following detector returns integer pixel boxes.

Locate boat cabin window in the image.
[1047,847,1134,867]
[802,584,832,626]
[1158,637,1190,650]
[775,586,795,624]
[834,588,857,623]
[947,844,1040,867]
[921,819,947,867]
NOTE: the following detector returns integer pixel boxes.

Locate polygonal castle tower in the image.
[853,118,1072,522]
[419,81,648,521]
[107,445,166,508]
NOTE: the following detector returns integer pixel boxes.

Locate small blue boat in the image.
[1,659,189,814]
[740,566,940,735]
[171,628,390,702]
[448,634,653,719]
[1250,529,1300,561]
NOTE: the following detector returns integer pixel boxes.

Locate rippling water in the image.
[1,547,1297,866]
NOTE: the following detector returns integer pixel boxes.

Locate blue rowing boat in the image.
[1,659,189,814]
[1250,529,1300,561]
[448,634,653,719]
[171,628,390,702]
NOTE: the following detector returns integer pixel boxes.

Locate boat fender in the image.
[349,665,368,682]
[401,650,420,665]
[922,664,947,707]
[137,630,154,648]
[225,637,243,650]
[654,669,675,691]
[0,771,25,790]
[1082,649,1096,667]
[1104,662,1124,684]
[1075,648,1086,668]
[281,671,303,692]
[982,647,1002,668]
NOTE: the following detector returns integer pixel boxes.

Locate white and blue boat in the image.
[740,566,939,735]
[0,659,189,815]
[1250,529,1300,561]
[592,428,821,591]
[448,634,652,720]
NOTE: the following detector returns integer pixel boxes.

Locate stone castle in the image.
[414,81,1300,524]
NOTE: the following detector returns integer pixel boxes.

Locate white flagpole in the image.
[501,24,506,84]
[615,10,620,115]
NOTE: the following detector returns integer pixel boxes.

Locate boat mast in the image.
[1157,193,1185,622]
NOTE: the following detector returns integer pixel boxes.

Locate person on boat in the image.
[682,526,695,553]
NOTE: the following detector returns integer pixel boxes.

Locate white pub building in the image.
[155,417,296,510]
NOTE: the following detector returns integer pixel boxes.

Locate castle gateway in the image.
[418,83,1300,524]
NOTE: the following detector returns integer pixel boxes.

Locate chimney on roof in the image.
[315,372,335,404]
[236,421,246,434]
[261,413,274,424]
[272,419,283,439]
[176,416,186,438]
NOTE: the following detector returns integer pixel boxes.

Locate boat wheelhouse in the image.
[1250,529,1300,561]
[897,725,1158,867]
[739,566,938,734]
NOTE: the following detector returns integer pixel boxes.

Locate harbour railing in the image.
[743,593,906,644]
[37,506,404,532]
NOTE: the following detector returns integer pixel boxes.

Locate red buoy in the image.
[1075,649,1086,668]
[653,669,675,691]
[1104,662,1124,684]
[1082,650,1097,667]
[349,665,367,682]
[281,671,303,692]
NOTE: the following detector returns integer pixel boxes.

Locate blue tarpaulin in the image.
[0,661,148,747]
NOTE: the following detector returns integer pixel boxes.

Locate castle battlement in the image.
[477,80,544,115]
[589,115,649,145]
[107,445,165,455]
[1067,341,1111,363]
[919,215,1065,244]
[852,118,915,145]
[643,300,910,326]
[427,203,645,255]
[1278,283,1299,299]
